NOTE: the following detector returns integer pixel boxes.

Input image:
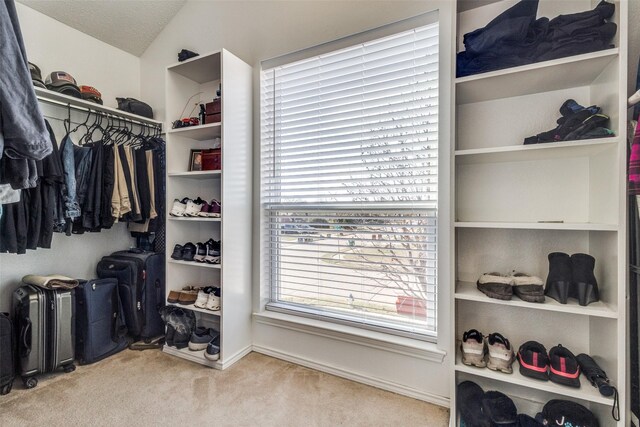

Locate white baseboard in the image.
[252,344,450,408]
[220,345,253,370]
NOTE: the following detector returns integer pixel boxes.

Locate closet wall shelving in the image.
[451,1,627,425]
[163,49,253,369]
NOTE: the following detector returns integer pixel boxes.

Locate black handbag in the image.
[116,97,154,119]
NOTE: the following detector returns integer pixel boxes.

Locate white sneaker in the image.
[170,198,187,217]
[184,198,204,216]
[205,293,220,311]
[193,290,209,308]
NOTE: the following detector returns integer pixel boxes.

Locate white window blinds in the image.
[261,21,439,338]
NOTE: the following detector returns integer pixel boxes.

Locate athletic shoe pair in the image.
[171,242,197,261]
[517,341,581,388]
[193,240,221,264]
[170,197,221,218]
[193,286,221,311]
[188,327,221,361]
[461,329,515,374]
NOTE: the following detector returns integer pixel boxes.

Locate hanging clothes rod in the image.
[34,86,163,129]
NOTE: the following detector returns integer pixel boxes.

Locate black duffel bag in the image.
[116,97,154,119]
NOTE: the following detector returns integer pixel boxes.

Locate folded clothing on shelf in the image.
[457,0,617,78]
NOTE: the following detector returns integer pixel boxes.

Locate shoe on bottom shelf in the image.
[457,381,492,427]
[188,327,219,351]
[205,336,220,361]
[460,329,486,368]
[205,289,221,311]
[481,391,517,425]
[486,332,515,374]
[165,324,175,347]
[193,289,209,308]
[511,272,545,303]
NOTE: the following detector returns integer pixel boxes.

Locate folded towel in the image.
[22,274,79,289]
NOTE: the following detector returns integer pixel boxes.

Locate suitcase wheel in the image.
[23,377,37,389]
[0,382,12,395]
[63,364,76,373]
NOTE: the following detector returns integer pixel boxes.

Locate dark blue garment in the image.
[73,143,93,209]
[59,134,81,221]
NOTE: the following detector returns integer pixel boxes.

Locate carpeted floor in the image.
[0,350,449,426]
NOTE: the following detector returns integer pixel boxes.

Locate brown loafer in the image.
[177,290,198,305]
[167,290,181,304]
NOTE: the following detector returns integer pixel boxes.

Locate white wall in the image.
[141,0,453,405]
[0,4,142,312]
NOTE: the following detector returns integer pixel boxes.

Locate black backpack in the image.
[116,97,153,119]
[538,400,599,427]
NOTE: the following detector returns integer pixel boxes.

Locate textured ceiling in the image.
[18,0,186,56]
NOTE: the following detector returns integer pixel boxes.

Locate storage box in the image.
[205,99,221,114]
[204,113,221,124]
[202,148,221,171]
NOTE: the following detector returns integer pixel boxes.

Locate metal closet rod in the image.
[36,95,162,129]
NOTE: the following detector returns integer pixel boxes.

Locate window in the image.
[261,18,439,339]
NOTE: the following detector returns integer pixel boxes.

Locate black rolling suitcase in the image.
[13,286,75,389]
[0,312,15,395]
[97,249,165,341]
[75,279,128,364]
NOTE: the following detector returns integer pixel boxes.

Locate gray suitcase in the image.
[13,285,76,389]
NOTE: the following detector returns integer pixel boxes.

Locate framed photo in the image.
[189,149,203,171]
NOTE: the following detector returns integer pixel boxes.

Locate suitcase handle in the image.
[20,319,32,357]
[111,287,128,342]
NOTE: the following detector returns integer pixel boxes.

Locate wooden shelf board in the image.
[168,259,221,269]
[168,216,221,222]
[454,222,618,231]
[455,49,619,104]
[167,170,221,179]
[455,281,617,319]
[454,353,613,405]
[162,345,221,369]
[455,138,619,165]
[166,50,221,84]
[166,302,221,316]
[166,122,221,140]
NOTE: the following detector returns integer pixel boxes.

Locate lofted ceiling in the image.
[18,0,186,56]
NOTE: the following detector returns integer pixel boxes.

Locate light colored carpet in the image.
[0,350,449,426]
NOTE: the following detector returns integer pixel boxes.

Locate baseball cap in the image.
[45,71,81,98]
[28,62,46,88]
[80,85,103,105]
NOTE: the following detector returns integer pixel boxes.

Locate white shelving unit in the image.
[164,49,253,370]
[451,1,627,425]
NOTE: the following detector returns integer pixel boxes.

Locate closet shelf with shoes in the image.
[454,282,617,318]
[452,0,627,424]
[164,49,252,370]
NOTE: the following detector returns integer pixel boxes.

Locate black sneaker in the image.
[170,244,183,260]
[165,324,175,347]
[548,344,580,388]
[193,242,207,263]
[517,341,549,381]
[188,327,219,351]
[181,242,197,261]
[205,341,220,361]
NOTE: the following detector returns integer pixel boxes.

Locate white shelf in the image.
[454,221,618,231]
[168,259,221,269]
[455,138,619,165]
[455,281,617,319]
[162,345,221,369]
[457,0,502,12]
[166,50,221,83]
[455,49,619,104]
[168,216,221,222]
[35,87,163,126]
[168,170,221,179]
[454,353,613,406]
[166,122,221,140]
[166,302,221,316]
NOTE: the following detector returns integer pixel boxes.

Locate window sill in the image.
[252,310,447,364]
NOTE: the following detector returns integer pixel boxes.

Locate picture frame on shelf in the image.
[189,149,203,171]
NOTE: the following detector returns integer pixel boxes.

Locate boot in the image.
[545,252,572,304]
[570,253,599,306]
